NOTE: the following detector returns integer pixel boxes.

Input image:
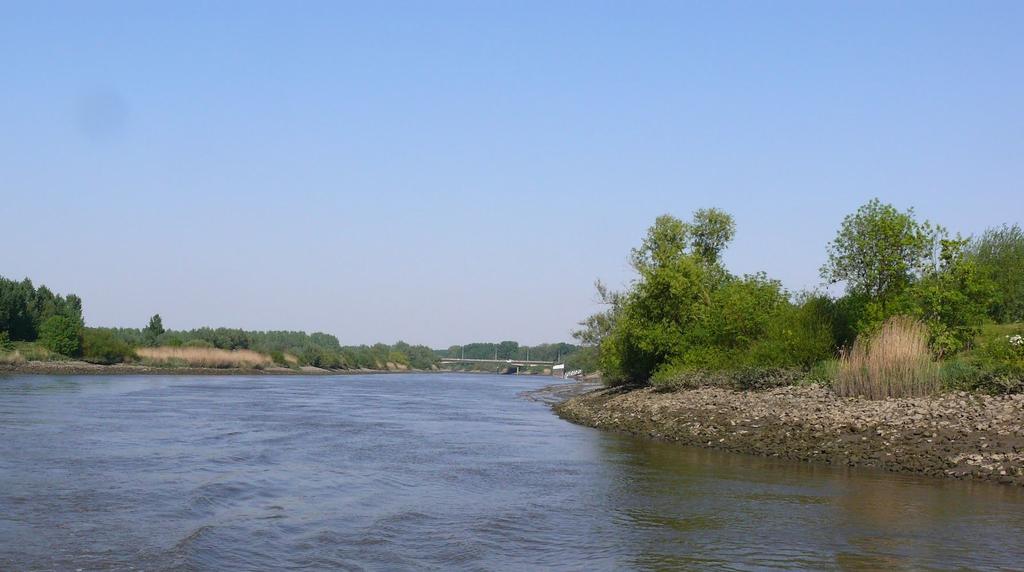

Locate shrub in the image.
[650,362,811,392]
[835,316,940,399]
[650,364,730,391]
[38,315,82,357]
[0,330,12,351]
[269,350,289,366]
[941,358,986,391]
[82,329,136,364]
[807,359,840,385]
[15,342,58,361]
[955,328,1024,394]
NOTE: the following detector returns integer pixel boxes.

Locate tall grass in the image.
[834,316,940,399]
[136,346,272,369]
[0,350,26,365]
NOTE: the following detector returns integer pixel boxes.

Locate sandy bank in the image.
[555,385,1024,486]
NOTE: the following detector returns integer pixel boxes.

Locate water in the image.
[2,373,1023,571]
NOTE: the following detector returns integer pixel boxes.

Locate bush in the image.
[807,359,840,385]
[941,358,986,391]
[183,339,214,348]
[954,328,1024,394]
[0,330,12,351]
[744,295,837,368]
[835,316,940,399]
[82,329,136,364]
[38,315,82,357]
[269,350,289,366]
[650,362,811,392]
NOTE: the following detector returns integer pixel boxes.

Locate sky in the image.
[2,2,1022,348]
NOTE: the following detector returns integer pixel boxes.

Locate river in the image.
[1,373,1023,570]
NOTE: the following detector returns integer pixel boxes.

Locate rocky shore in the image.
[555,385,1024,486]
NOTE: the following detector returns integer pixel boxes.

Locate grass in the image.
[12,341,64,362]
[0,350,26,365]
[835,316,941,399]
[136,346,273,369]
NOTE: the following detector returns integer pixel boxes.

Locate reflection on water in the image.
[1,373,1022,570]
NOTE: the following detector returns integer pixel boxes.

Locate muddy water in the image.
[1,373,1022,570]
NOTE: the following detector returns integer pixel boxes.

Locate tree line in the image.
[0,280,582,373]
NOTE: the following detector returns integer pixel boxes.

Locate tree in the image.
[143,314,165,346]
[821,199,941,313]
[967,223,1024,323]
[572,280,622,347]
[38,315,82,357]
[690,208,736,264]
[81,328,135,364]
[629,210,736,272]
[901,238,994,355]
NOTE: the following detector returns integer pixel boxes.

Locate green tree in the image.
[143,314,165,346]
[38,315,82,357]
[966,223,1024,323]
[821,199,942,326]
[572,280,622,347]
[82,328,135,364]
[901,238,994,355]
[690,208,736,264]
[822,199,941,299]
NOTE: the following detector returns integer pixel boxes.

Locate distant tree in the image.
[0,277,37,340]
[81,328,135,364]
[38,315,82,357]
[143,314,165,346]
[496,340,519,359]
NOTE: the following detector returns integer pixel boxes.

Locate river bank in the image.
[555,385,1024,486]
[0,360,399,376]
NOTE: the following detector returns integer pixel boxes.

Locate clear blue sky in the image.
[2,2,1021,347]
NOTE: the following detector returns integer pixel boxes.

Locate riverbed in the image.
[2,373,1023,570]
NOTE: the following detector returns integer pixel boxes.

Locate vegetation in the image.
[38,315,83,357]
[81,328,136,365]
[0,277,84,347]
[0,275,449,371]
[834,317,940,399]
[136,346,272,369]
[577,200,1023,397]
[967,224,1024,323]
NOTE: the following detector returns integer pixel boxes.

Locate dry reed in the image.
[136,346,272,369]
[834,316,940,399]
[0,350,26,365]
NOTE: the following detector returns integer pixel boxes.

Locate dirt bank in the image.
[555,385,1024,486]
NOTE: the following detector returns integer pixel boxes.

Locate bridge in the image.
[439,357,563,375]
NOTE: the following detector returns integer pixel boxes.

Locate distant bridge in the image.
[439,357,558,367]
[439,357,573,376]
